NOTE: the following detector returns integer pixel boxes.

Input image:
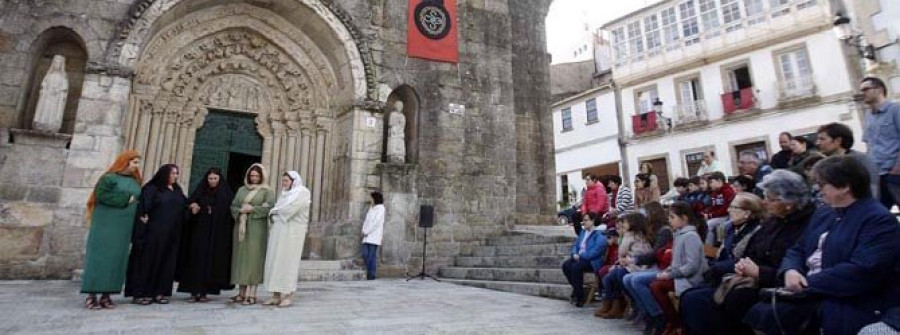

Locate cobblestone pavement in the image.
[0,279,639,334]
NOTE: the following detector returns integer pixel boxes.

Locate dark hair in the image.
[673,177,690,188]
[732,174,756,192]
[688,176,703,186]
[817,122,855,150]
[247,165,264,184]
[598,175,613,193]
[801,155,825,171]
[199,167,224,194]
[608,175,623,186]
[812,155,872,199]
[635,173,650,187]
[148,164,182,191]
[584,173,596,181]
[584,211,599,221]
[644,201,667,239]
[707,151,716,158]
[619,212,651,240]
[371,191,384,205]
[792,136,808,146]
[707,171,727,183]
[668,201,708,241]
[779,132,793,140]
[862,76,887,96]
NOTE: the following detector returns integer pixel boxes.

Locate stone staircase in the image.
[439,225,580,300]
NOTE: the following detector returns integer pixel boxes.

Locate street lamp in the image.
[832,13,877,61]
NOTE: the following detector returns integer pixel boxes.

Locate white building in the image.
[843,0,900,98]
[551,78,622,207]
[601,0,866,191]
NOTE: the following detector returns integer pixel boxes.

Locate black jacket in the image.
[741,203,815,287]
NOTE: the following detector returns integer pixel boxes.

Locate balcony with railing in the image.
[778,76,817,101]
[632,112,660,136]
[674,100,708,127]
[722,87,756,115]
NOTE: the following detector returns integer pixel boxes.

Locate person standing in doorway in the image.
[361,191,386,280]
[125,164,187,305]
[176,168,235,302]
[263,171,311,307]
[696,151,724,176]
[81,150,143,309]
[230,163,275,305]
[860,76,900,209]
[770,132,793,170]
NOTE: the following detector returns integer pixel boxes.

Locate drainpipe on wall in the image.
[831,0,869,123]
[612,80,630,186]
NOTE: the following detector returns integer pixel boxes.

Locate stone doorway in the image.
[188,110,263,194]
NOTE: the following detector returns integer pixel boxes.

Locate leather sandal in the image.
[197,295,209,303]
[98,296,116,309]
[262,297,280,306]
[229,295,246,303]
[85,296,100,310]
[154,296,169,304]
[242,297,257,305]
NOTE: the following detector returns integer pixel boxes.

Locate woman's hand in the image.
[656,271,671,280]
[784,269,808,293]
[736,258,760,278]
[241,204,254,214]
[129,195,137,204]
[189,203,200,215]
[139,214,149,224]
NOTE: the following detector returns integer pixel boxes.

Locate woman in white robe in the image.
[262,171,310,307]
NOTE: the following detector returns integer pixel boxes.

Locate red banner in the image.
[408,0,458,63]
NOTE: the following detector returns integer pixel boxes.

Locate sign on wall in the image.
[408,0,459,63]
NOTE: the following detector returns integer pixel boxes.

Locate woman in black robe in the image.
[125,164,187,305]
[176,168,235,302]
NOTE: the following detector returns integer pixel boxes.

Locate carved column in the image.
[133,100,153,155]
[270,115,286,189]
[312,117,329,221]
[144,105,165,179]
[285,113,300,172]
[257,113,273,186]
[299,117,314,184]
[160,107,179,166]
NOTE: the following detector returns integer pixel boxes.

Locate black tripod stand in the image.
[407,205,439,281]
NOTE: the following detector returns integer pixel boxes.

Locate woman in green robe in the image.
[81,150,143,309]
[229,163,275,305]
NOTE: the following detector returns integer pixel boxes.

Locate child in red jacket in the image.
[701,172,735,246]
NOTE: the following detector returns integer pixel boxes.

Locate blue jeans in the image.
[623,268,661,317]
[602,267,629,300]
[361,243,379,279]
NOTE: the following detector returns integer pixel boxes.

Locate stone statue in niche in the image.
[387,101,406,164]
[32,55,69,133]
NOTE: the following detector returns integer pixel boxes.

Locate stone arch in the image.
[123,3,356,221]
[384,85,421,164]
[107,0,373,103]
[18,27,88,134]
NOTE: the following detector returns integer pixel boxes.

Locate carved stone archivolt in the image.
[122,4,353,221]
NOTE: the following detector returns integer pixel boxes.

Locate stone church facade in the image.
[0,0,556,279]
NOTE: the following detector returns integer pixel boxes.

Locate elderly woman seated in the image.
[744,155,900,334]
[680,170,816,335]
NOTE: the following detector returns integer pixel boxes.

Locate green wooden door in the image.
[189,110,263,193]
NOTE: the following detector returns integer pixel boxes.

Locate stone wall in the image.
[550,60,597,103]
[0,0,558,278]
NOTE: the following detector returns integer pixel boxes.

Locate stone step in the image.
[486,233,575,246]
[298,270,366,281]
[439,267,569,284]
[440,278,572,300]
[471,243,572,257]
[298,260,344,271]
[455,256,566,269]
[510,225,576,237]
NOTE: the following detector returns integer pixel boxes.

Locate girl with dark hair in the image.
[649,201,708,335]
[635,173,660,209]
[595,213,653,319]
[229,163,275,305]
[81,150,143,309]
[360,191,386,280]
[621,201,675,331]
[176,168,235,302]
[125,164,187,305]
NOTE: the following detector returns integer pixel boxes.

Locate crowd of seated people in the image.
[562,155,900,335]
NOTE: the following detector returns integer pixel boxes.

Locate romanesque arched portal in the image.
[119,2,370,222]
